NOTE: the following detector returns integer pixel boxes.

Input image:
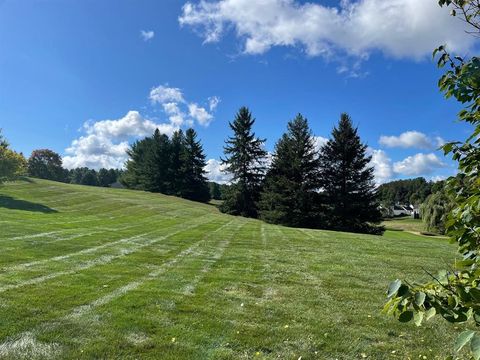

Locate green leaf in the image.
[414,292,426,307]
[472,333,480,360]
[387,279,402,298]
[414,311,424,327]
[398,311,414,323]
[455,330,475,353]
[425,307,436,321]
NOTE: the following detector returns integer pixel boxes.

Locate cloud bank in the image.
[179,0,474,60]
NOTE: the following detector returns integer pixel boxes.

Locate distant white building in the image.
[392,205,412,217]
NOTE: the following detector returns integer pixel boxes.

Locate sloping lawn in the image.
[0,179,459,359]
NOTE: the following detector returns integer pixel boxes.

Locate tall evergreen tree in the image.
[318,113,384,235]
[179,128,210,202]
[169,130,185,195]
[220,107,267,217]
[122,137,152,190]
[144,129,171,193]
[259,114,320,227]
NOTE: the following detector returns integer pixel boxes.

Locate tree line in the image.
[217,107,383,235]
[121,128,211,203]
[377,177,444,207]
[26,149,123,187]
[3,108,384,234]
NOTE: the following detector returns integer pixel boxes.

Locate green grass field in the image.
[382,217,446,238]
[0,179,461,359]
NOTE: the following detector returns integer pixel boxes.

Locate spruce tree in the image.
[122,129,171,193]
[221,107,267,217]
[259,114,320,227]
[179,128,210,202]
[170,129,185,195]
[318,113,384,235]
[148,129,172,193]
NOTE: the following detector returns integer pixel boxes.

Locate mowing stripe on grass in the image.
[182,220,246,296]
[0,215,221,280]
[0,217,225,293]
[0,219,237,357]
[7,231,63,241]
[66,219,241,320]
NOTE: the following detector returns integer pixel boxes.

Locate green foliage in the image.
[208,182,222,200]
[220,107,267,217]
[377,177,436,207]
[178,129,210,202]
[386,2,480,357]
[0,133,26,184]
[122,128,210,203]
[97,168,120,187]
[421,190,455,235]
[28,149,65,182]
[0,129,9,149]
[318,114,384,235]
[259,114,321,227]
[68,167,120,187]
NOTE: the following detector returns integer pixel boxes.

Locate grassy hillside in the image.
[0,179,460,359]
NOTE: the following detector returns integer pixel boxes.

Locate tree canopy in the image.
[28,149,65,182]
[0,130,26,184]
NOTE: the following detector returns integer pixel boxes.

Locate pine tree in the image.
[221,107,267,217]
[122,129,171,193]
[179,128,210,202]
[145,129,171,193]
[318,113,384,235]
[169,130,185,195]
[259,114,321,227]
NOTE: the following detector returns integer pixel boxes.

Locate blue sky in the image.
[0,0,476,183]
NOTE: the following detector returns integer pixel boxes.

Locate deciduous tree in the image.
[27,149,65,182]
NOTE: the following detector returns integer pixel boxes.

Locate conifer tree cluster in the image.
[122,128,210,203]
[220,108,383,234]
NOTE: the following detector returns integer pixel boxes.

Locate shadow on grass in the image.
[0,195,57,213]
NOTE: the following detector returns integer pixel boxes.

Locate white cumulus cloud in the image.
[149,84,219,127]
[204,159,232,184]
[64,86,221,170]
[379,131,434,150]
[369,148,394,184]
[140,30,155,41]
[179,0,474,60]
[313,136,328,152]
[392,153,446,176]
[63,111,178,170]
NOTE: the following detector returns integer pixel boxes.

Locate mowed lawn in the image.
[0,179,460,359]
